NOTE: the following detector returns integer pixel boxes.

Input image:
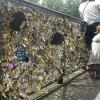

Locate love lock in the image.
[10,11,27,31]
[15,50,29,62]
[50,32,64,45]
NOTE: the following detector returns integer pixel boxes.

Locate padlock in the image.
[10,11,27,31]
[50,32,64,45]
[15,50,29,62]
[7,62,15,71]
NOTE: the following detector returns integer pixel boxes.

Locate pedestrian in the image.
[79,0,100,50]
[88,25,100,79]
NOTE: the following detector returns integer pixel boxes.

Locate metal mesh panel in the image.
[0,0,89,99]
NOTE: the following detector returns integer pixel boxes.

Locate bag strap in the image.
[83,1,89,20]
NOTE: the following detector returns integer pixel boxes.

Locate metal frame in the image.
[1,0,84,99]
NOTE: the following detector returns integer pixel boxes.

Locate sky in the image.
[39,0,42,4]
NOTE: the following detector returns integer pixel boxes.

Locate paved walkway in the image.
[44,72,100,100]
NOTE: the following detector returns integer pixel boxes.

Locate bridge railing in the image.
[0,0,88,99]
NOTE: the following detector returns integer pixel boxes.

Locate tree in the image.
[41,0,80,18]
[64,0,80,18]
[41,0,64,12]
[28,0,80,18]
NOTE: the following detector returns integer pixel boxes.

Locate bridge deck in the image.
[43,72,100,100]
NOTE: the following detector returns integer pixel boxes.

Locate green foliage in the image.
[64,0,80,18]
[28,0,80,18]
[42,0,64,12]
[28,0,40,4]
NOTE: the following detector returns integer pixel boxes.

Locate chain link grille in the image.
[0,0,89,99]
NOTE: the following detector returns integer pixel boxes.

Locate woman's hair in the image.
[96,25,100,33]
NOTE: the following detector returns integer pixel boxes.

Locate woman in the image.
[79,0,100,50]
[88,25,100,79]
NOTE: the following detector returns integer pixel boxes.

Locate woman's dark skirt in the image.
[88,64,100,79]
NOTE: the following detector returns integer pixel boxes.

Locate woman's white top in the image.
[88,34,100,65]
